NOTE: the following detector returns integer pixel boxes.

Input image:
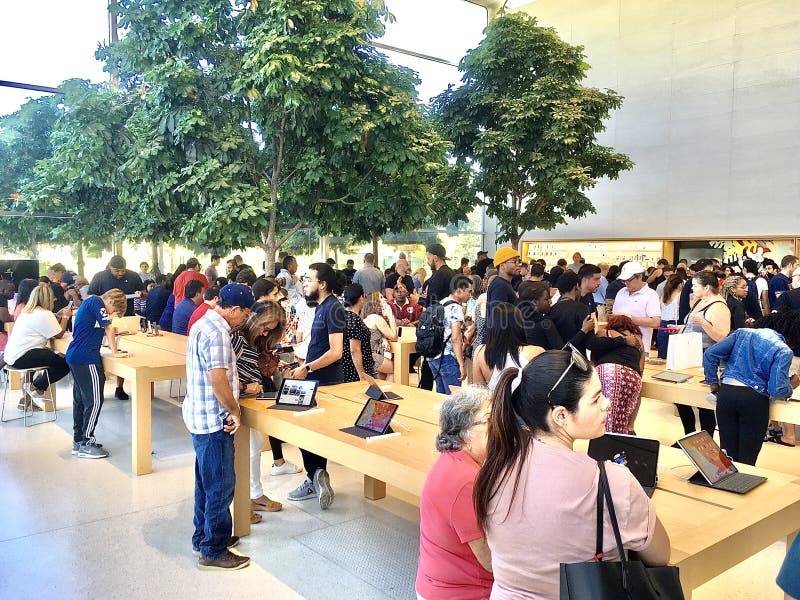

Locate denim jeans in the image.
[656,319,677,360]
[192,429,235,560]
[426,354,461,395]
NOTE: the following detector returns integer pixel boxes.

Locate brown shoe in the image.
[251,495,283,512]
[197,550,250,571]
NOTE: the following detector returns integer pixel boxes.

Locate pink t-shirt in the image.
[487,441,655,600]
[612,285,661,351]
[416,450,494,600]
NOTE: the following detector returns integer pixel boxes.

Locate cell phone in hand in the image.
[282,361,300,371]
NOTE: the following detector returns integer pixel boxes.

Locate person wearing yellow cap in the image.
[487,247,521,315]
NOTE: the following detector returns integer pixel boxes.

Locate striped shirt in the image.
[182,309,240,434]
[231,331,261,386]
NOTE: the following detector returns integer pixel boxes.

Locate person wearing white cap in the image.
[611,262,661,355]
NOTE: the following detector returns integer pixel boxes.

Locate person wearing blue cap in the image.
[183,282,254,571]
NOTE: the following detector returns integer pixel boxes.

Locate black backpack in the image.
[415,299,455,358]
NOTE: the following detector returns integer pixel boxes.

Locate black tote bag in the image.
[559,461,685,600]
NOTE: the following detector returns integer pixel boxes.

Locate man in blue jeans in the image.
[427,275,473,395]
[183,283,254,570]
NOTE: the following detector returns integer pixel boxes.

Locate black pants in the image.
[69,362,106,444]
[268,436,284,461]
[299,380,337,479]
[418,359,434,390]
[10,348,70,391]
[716,384,770,465]
[676,404,716,439]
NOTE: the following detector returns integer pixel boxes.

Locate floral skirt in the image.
[597,363,643,434]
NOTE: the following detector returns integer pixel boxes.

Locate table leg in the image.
[131,373,153,475]
[233,426,251,537]
[679,571,693,600]
[363,475,386,500]
[396,347,409,386]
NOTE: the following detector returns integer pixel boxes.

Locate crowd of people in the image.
[2,246,800,594]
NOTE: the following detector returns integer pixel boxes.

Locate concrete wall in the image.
[515,0,800,241]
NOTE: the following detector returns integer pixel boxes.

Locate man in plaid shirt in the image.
[183,283,254,570]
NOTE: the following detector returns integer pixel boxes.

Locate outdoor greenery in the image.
[431,11,633,248]
[1,0,477,265]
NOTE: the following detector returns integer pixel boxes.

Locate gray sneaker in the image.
[77,443,109,459]
[287,478,316,501]
[313,468,334,510]
[72,442,103,455]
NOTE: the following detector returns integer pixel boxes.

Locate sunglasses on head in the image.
[546,343,590,405]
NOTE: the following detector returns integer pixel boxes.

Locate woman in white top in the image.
[472,304,544,391]
[656,274,684,360]
[4,284,72,407]
[474,351,670,599]
[361,296,398,382]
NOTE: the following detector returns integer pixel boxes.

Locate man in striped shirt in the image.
[183,283,254,571]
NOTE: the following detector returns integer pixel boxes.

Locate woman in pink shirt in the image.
[416,386,494,600]
[474,350,671,599]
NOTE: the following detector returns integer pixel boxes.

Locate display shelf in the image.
[521,240,665,267]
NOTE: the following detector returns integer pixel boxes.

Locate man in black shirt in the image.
[87,255,144,399]
[384,258,414,300]
[577,263,602,315]
[487,247,520,315]
[422,244,454,306]
[342,259,357,283]
[549,258,567,285]
[548,271,594,353]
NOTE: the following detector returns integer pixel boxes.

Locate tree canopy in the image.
[431,11,633,248]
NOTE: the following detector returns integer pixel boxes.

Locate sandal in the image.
[250,512,263,524]
[767,435,795,447]
[251,495,283,512]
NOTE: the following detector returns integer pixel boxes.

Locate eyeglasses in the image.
[472,415,490,427]
[546,344,590,404]
[301,276,318,283]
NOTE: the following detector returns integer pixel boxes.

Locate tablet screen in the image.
[679,430,736,483]
[355,398,398,434]
[276,379,317,406]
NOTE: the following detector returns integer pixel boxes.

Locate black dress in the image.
[342,310,377,382]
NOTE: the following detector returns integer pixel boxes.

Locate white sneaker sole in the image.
[77,451,108,459]
[314,470,334,510]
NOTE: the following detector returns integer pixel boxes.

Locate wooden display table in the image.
[388,327,417,386]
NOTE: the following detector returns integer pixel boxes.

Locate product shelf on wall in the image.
[521,240,665,267]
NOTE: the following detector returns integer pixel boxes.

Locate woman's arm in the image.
[702,302,731,342]
[349,338,367,380]
[374,314,398,341]
[472,345,489,386]
[467,538,493,572]
[51,309,72,339]
[637,516,671,567]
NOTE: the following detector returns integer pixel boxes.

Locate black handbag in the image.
[559,461,685,600]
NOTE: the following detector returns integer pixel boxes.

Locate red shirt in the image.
[389,298,422,323]
[172,270,208,305]
[416,450,493,600]
[186,302,212,335]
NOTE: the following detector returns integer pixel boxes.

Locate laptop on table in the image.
[340,398,399,439]
[362,373,402,400]
[677,430,767,494]
[651,371,693,384]
[588,433,660,497]
[263,378,319,411]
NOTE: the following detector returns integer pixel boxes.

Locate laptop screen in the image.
[355,398,398,434]
[678,430,737,484]
[276,379,317,406]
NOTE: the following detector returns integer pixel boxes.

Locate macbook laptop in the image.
[677,430,767,494]
[651,371,693,384]
[265,378,319,411]
[340,398,399,439]
[588,433,659,497]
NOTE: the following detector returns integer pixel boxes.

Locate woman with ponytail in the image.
[416,386,493,600]
[473,351,670,599]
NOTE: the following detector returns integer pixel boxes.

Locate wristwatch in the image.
[305,364,314,374]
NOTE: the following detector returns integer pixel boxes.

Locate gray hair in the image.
[436,386,490,452]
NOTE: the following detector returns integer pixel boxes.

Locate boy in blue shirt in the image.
[66,289,128,459]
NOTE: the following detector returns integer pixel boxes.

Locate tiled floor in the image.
[0,377,796,599]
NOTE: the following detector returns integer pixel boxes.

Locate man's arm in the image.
[630,315,661,329]
[208,368,241,432]
[292,333,344,380]
[451,320,466,380]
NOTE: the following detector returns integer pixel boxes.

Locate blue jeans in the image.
[426,354,461,395]
[657,319,677,359]
[191,429,235,560]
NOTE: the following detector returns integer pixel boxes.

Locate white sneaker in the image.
[23,383,47,410]
[270,461,302,476]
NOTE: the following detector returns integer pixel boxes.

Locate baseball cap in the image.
[220,283,255,309]
[426,243,447,260]
[619,261,645,281]
[494,247,521,267]
[61,271,75,286]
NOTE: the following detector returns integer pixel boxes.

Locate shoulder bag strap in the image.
[598,461,632,591]
[594,465,606,561]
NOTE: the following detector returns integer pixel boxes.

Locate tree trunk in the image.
[370,230,379,266]
[29,238,38,259]
[75,240,85,277]
[150,241,160,275]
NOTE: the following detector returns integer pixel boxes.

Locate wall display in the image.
[521,240,664,266]
[677,239,796,270]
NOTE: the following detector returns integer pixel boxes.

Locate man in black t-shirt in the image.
[487,247,520,314]
[384,258,414,300]
[548,271,594,353]
[422,244,454,306]
[286,262,343,510]
[578,263,602,315]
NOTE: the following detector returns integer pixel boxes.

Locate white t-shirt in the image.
[755,277,768,309]
[612,285,661,352]
[4,309,62,365]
